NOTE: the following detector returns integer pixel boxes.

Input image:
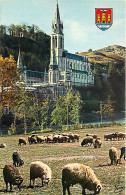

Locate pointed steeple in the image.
[55,2,60,23]
[17,45,23,70]
[52,2,63,34]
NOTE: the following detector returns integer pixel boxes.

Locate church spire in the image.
[17,45,23,70]
[17,45,26,70]
[52,2,63,34]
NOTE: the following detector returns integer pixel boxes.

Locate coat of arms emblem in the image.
[95,8,113,31]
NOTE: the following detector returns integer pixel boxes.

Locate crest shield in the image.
[95,8,113,31]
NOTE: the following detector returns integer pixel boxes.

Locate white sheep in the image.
[30,161,52,187]
[62,163,102,195]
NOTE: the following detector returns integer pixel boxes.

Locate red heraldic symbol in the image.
[95,8,113,31]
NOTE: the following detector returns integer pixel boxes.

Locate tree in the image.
[96,101,105,124]
[88,49,92,52]
[51,96,66,126]
[65,90,73,128]
[104,95,115,122]
[0,55,20,128]
[51,90,83,127]
[70,91,83,125]
[14,90,35,134]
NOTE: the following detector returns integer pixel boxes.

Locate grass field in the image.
[0,125,125,195]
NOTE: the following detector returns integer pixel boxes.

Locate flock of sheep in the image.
[0,130,125,195]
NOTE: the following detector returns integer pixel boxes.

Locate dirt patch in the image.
[42,155,105,161]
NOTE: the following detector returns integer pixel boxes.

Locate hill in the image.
[78,45,125,67]
[0,33,50,72]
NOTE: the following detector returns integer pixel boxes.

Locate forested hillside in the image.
[0,24,50,72]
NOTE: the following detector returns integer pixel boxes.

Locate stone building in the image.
[17,2,94,99]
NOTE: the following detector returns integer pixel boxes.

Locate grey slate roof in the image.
[62,51,88,62]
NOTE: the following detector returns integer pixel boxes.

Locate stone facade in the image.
[48,3,94,87]
[17,3,94,99]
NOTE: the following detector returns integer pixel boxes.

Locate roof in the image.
[26,70,45,78]
[62,51,88,62]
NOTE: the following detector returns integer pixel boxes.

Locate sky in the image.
[0,0,125,53]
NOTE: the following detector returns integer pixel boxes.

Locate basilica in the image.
[17,3,94,99]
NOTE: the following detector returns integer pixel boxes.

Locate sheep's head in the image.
[95,182,102,194]
[19,160,24,167]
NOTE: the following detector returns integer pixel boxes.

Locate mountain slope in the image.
[78,45,125,66]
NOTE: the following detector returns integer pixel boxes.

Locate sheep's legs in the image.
[63,185,66,195]
[33,179,35,187]
[42,179,44,187]
[82,188,86,195]
[5,182,8,191]
[67,187,71,195]
[10,184,12,191]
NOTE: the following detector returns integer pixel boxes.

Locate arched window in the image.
[60,37,62,48]
[55,37,57,48]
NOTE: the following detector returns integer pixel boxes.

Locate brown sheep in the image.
[37,136,46,143]
[47,135,53,143]
[68,134,75,142]
[28,136,37,144]
[3,165,23,191]
[81,136,93,146]
[109,147,119,165]
[18,137,27,145]
[94,139,102,148]
[58,136,69,143]
[53,135,59,143]
[115,132,125,140]
[62,163,102,195]
[73,134,79,142]
[0,143,6,148]
[104,133,115,141]
[86,134,97,139]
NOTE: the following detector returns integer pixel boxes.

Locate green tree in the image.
[70,91,83,125]
[40,98,52,129]
[104,95,115,122]
[96,101,105,124]
[14,90,35,134]
[88,48,92,52]
[65,90,73,128]
[51,96,66,126]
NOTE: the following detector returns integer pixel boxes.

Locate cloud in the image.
[64,19,96,42]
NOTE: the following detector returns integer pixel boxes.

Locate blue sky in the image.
[0,0,125,53]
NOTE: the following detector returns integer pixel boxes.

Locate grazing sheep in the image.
[86,134,97,139]
[53,135,59,143]
[0,143,6,148]
[115,132,125,140]
[3,165,23,192]
[120,146,125,160]
[68,134,75,142]
[62,163,102,195]
[81,136,93,146]
[58,136,69,143]
[109,147,119,165]
[73,134,79,142]
[30,161,52,187]
[37,136,46,143]
[12,152,24,167]
[104,133,114,141]
[28,136,37,144]
[94,139,102,148]
[47,135,53,143]
[18,137,27,145]
[62,133,69,136]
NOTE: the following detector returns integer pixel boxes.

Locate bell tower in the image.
[49,2,64,84]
